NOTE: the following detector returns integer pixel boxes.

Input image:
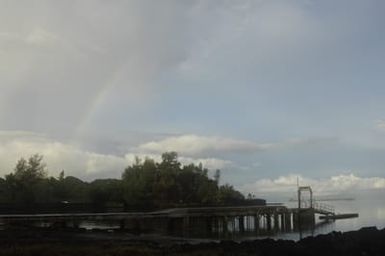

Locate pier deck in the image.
[0,203,336,237]
[0,186,357,237]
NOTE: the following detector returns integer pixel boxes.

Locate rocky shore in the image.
[0,227,384,255]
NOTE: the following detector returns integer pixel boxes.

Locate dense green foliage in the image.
[121,152,244,209]
[0,153,246,211]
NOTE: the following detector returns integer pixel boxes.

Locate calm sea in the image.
[273,192,385,241]
[36,190,385,242]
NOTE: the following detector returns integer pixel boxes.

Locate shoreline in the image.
[0,226,384,255]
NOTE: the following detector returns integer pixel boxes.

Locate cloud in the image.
[179,156,232,171]
[0,131,232,180]
[135,134,274,156]
[0,131,128,179]
[1,130,385,194]
[25,27,59,46]
[241,174,385,196]
[178,0,349,82]
[0,1,197,136]
[124,152,232,172]
[1,1,384,145]
[375,119,385,131]
[2,1,385,187]
[135,134,336,156]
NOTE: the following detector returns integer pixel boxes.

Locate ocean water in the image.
[72,194,385,241]
[273,193,385,241]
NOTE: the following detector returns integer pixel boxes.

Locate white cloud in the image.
[124,152,231,172]
[136,134,336,156]
[0,131,233,180]
[242,174,385,196]
[375,119,385,131]
[25,27,58,46]
[1,130,385,194]
[0,131,128,179]
[136,134,273,156]
[179,156,232,171]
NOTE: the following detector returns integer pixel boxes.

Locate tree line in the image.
[0,152,254,211]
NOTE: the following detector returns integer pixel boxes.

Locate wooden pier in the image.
[0,204,334,237]
[0,187,356,237]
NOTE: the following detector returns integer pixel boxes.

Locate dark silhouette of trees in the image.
[88,179,123,208]
[122,152,245,210]
[4,154,47,204]
[0,152,253,212]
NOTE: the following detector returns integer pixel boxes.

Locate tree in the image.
[58,170,65,181]
[154,152,180,208]
[122,157,157,210]
[88,179,123,208]
[5,154,47,204]
[14,154,47,182]
[0,152,250,211]
[59,176,88,202]
[120,153,247,209]
[217,184,245,205]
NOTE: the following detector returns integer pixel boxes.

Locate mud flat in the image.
[0,226,384,255]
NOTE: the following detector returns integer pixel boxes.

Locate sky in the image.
[1,0,385,198]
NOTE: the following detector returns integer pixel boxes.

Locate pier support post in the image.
[215,217,220,234]
[239,216,245,233]
[254,215,259,232]
[183,216,190,236]
[293,212,299,230]
[285,213,292,231]
[222,217,228,234]
[206,217,212,235]
[301,209,315,226]
[274,213,279,230]
[266,214,272,230]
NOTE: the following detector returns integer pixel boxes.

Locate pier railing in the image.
[313,201,335,214]
[300,200,335,215]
